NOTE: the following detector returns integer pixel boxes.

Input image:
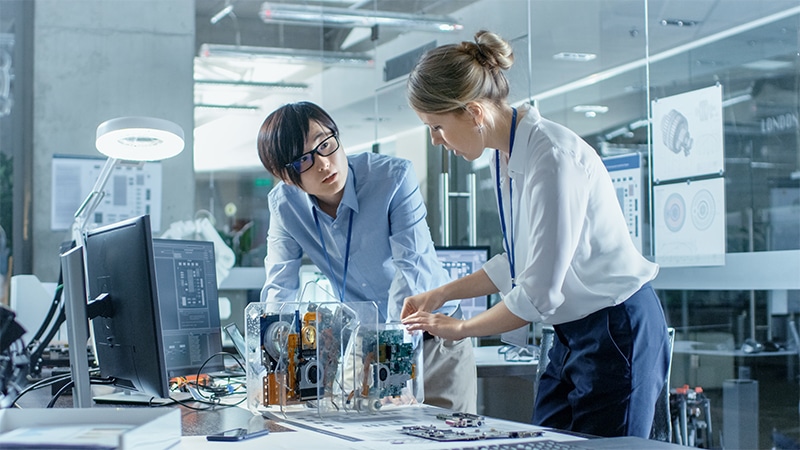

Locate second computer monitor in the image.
[435,246,491,320]
[152,238,224,378]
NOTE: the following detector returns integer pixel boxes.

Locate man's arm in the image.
[260,196,304,303]
[385,161,447,320]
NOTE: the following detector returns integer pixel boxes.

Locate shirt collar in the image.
[340,164,359,213]
[507,104,537,176]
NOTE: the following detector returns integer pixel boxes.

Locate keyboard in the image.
[447,436,684,449]
[447,440,587,450]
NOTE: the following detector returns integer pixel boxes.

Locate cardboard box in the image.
[0,407,181,449]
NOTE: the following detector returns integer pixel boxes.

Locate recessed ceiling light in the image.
[741,59,793,71]
[660,19,700,27]
[553,52,596,62]
[572,105,608,115]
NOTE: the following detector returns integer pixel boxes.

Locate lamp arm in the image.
[71,157,119,244]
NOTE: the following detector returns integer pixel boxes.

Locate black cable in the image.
[189,351,245,401]
[46,379,73,408]
[25,241,75,372]
[10,370,73,406]
[28,306,67,375]
[26,269,65,350]
[44,375,115,408]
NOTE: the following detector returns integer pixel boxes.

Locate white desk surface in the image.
[176,404,582,450]
[673,340,797,357]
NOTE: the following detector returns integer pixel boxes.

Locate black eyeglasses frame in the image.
[284,134,340,174]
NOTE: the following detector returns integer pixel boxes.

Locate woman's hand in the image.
[401,311,466,341]
[401,289,444,319]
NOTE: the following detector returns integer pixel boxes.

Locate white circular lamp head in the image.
[95,116,185,161]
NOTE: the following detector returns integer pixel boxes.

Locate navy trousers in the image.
[532,283,669,438]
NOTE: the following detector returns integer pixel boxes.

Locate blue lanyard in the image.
[313,208,354,303]
[312,166,356,302]
[495,107,518,288]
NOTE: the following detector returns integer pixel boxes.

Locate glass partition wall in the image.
[645,4,800,447]
[6,0,799,445]
[192,1,800,442]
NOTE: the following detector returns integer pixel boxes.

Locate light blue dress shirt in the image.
[260,152,450,322]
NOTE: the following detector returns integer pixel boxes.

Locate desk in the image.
[11,376,685,449]
[473,345,538,379]
[673,340,797,358]
[673,340,798,386]
[12,390,579,449]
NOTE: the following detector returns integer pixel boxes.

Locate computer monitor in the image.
[152,238,224,378]
[83,215,170,399]
[435,246,491,320]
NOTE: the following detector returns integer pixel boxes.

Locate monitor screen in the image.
[84,215,170,398]
[152,238,224,378]
[435,246,491,320]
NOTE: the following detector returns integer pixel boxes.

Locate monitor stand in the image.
[93,389,193,406]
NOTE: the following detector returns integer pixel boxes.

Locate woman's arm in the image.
[402,299,528,341]
[400,268,499,319]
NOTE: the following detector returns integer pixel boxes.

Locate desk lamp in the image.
[62,117,184,408]
[71,116,185,244]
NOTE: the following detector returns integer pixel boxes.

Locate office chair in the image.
[649,327,676,442]
[533,326,555,402]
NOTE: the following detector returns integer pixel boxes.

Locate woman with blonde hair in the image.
[401,30,669,438]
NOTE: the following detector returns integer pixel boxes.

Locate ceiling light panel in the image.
[199,43,375,67]
[259,2,463,32]
[553,52,597,62]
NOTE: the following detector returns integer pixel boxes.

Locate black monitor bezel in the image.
[84,215,171,399]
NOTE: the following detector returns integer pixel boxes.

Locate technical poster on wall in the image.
[652,84,724,182]
[653,177,726,267]
[603,153,644,254]
[651,84,725,267]
[51,154,163,232]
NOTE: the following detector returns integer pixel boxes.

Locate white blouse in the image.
[483,104,659,325]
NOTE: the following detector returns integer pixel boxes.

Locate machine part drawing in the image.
[664,193,686,232]
[691,189,715,231]
[662,109,693,156]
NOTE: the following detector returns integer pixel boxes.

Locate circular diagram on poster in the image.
[691,189,715,231]
[664,193,686,232]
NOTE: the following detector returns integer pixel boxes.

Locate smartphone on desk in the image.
[207,428,270,441]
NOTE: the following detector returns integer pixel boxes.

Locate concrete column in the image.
[32,0,195,280]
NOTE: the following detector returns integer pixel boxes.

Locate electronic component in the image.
[436,412,485,427]
[400,425,543,442]
[258,307,325,405]
[245,300,423,416]
[367,329,415,398]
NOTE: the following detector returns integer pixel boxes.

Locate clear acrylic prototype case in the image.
[244,291,424,417]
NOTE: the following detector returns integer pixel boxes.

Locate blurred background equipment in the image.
[0,304,29,408]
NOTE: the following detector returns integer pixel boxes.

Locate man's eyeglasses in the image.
[285,134,340,174]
